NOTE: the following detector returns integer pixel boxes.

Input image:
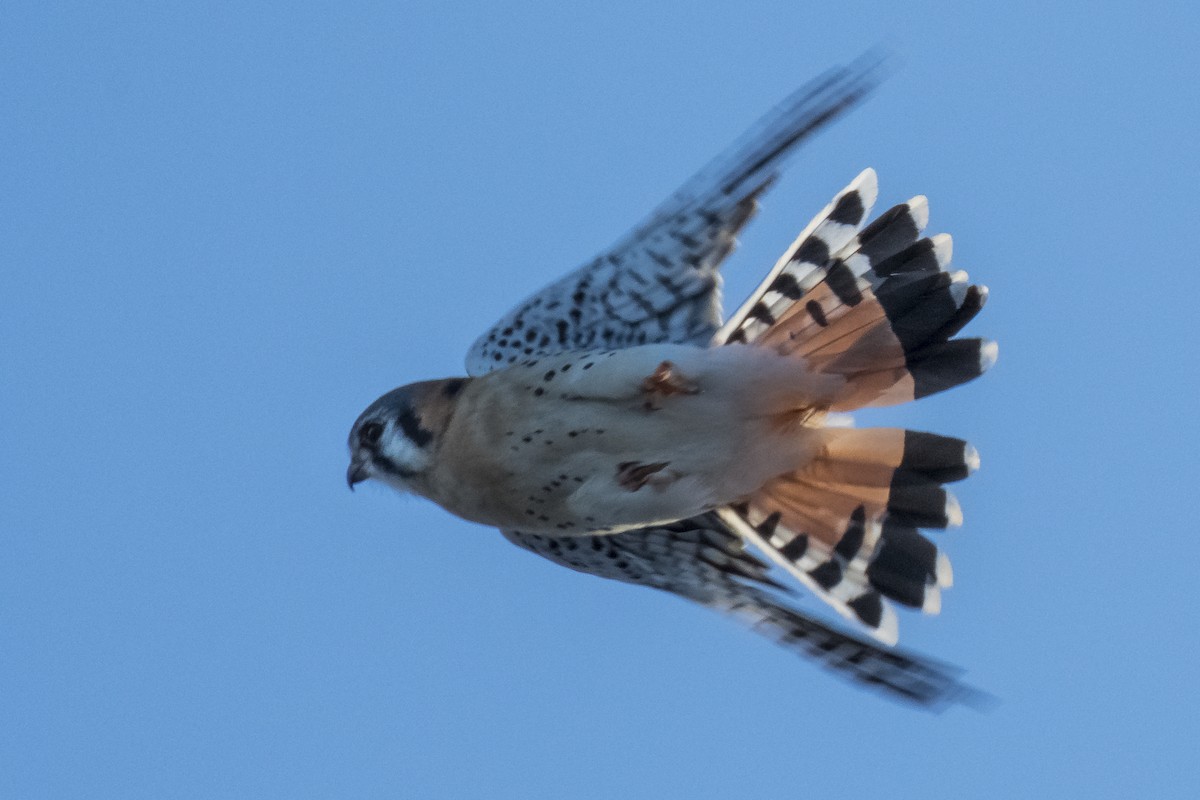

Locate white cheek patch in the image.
[379,433,433,475]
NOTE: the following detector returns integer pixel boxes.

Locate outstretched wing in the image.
[503,514,974,708]
[465,54,886,376]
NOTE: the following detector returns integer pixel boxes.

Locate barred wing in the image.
[503,513,974,708]
[465,55,885,375]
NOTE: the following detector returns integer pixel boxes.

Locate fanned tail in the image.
[716,167,995,410]
[721,428,975,642]
[715,170,992,641]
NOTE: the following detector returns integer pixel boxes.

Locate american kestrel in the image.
[348,57,994,707]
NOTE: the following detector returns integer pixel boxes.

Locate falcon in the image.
[348,56,994,707]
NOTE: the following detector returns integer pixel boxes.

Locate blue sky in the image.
[3,2,1198,797]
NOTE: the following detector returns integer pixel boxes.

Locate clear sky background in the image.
[3,2,1199,798]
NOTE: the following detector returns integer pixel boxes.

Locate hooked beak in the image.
[346,457,370,490]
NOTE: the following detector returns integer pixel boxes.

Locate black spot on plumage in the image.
[867,543,929,608]
[544,370,556,382]
[755,511,782,539]
[847,592,884,628]
[747,302,775,325]
[908,338,988,401]
[555,320,569,345]
[897,431,972,483]
[492,352,502,361]
[887,484,952,529]
[534,388,545,397]
[396,407,433,448]
[857,203,921,265]
[874,238,939,277]
[829,189,865,225]
[824,260,863,306]
[525,330,537,343]
[780,534,809,562]
[583,362,594,370]
[769,272,804,300]
[816,637,841,653]
[834,506,868,561]
[792,236,829,266]
[930,284,987,343]
[560,363,571,372]
[809,560,843,590]
[522,436,532,443]
[880,274,965,353]
[806,299,828,327]
[871,523,938,585]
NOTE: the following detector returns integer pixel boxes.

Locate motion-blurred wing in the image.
[466,55,885,375]
[503,513,972,707]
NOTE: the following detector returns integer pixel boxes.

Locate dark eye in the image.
[359,421,384,445]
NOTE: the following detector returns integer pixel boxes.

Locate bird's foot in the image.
[640,361,699,410]
[616,460,672,492]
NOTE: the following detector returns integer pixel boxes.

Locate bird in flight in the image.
[347,56,994,707]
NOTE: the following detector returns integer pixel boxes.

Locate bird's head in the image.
[346,378,467,493]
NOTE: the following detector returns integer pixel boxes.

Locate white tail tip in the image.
[980,340,999,372]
